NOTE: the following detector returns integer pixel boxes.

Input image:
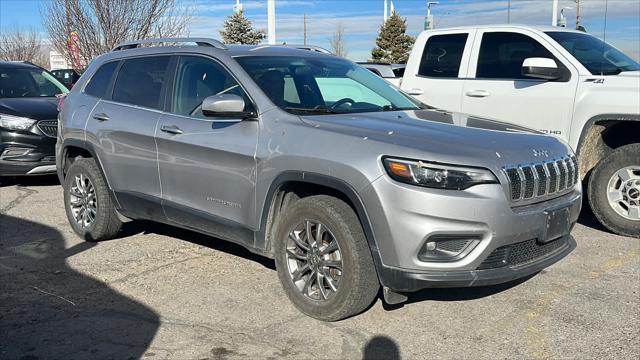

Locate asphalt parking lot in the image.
[1,176,638,360]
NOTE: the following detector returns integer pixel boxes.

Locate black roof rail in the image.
[112,38,228,51]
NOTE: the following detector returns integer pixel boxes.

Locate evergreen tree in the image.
[371,11,414,63]
[219,11,265,45]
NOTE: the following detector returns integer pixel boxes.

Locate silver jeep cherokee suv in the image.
[57,38,581,321]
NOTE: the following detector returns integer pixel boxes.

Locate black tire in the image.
[274,195,379,321]
[588,144,640,238]
[63,157,122,241]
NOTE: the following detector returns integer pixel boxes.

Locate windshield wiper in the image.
[283,106,341,114]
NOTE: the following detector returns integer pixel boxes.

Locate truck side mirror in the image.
[522,57,561,81]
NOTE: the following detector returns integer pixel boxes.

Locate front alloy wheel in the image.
[286,220,343,301]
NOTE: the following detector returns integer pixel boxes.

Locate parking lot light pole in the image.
[268,0,276,44]
[425,2,439,30]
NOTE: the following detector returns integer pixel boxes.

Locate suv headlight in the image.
[0,113,37,130]
[383,157,499,190]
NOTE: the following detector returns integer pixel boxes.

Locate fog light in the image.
[418,234,481,262]
[1,147,31,159]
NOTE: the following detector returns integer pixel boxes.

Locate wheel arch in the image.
[256,172,383,271]
[576,114,640,179]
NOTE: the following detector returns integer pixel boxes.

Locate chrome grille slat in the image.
[504,155,577,202]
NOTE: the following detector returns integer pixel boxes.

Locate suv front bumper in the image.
[361,175,581,292]
[0,128,57,176]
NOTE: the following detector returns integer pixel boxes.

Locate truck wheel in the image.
[63,157,122,241]
[588,144,640,238]
[274,195,379,321]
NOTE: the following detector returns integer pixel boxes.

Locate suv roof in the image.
[424,24,585,34]
[108,38,334,59]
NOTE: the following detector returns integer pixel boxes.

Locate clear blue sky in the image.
[1,0,639,61]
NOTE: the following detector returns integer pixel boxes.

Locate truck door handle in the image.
[92,113,110,121]
[406,88,424,95]
[160,125,183,135]
[465,90,490,98]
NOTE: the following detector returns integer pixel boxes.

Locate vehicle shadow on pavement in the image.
[363,335,401,360]
[0,175,60,188]
[117,220,277,270]
[0,214,160,359]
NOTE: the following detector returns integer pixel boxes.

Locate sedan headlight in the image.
[383,157,499,190]
[0,113,37,130]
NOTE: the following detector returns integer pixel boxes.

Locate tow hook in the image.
[383,287,408,305]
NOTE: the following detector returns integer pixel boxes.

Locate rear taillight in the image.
[56,93,67,111]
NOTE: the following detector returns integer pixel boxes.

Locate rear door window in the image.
[85,61,118,98]
[418,33,469,78]
[112,56,170,109]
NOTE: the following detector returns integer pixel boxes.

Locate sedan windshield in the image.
[546,31,640,75]
[235,55,423,115]
[0,67,69,98]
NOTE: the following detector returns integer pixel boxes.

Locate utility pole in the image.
[575,0,581,30]
[384,0,388,23]
[551,0,558,26]
[303,13,307,46]
[267,0,276,44]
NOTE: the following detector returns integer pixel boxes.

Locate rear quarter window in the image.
[85,61,118,98]
[418,33,469,78]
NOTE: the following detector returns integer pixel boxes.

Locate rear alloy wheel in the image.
[588,144,640,238]
[274,195,379,321]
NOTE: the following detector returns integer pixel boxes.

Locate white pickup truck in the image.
[401,25,640,237]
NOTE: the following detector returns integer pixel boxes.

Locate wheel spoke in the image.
[628,206,640,220]
[317,272,328,300]
[302,270,316,296]
[608,189,623,203]
[305,220,315,247]
[618,169,633,182]
[322,269,339,292]
[289,231,309,252]
[292,264,310,282]
[69,198,83,207]
[287,248,306,261]
[322,260,342,271]
[75,176,84,193]
[319,240,338,255]
[315,223,324,244]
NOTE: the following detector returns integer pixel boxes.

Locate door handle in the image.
[92,113,110,121]
[160,125,183,135]
[406,88,424,95]
[465,90,491,98]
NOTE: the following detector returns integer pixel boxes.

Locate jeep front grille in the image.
[503,156,578,202]
[37,120,58,138]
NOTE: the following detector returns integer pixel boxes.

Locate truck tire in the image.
[63,157,122,241]
[588,144,640,238]
[274,195,379,321]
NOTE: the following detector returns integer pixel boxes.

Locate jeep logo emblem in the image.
[533,149,550,157]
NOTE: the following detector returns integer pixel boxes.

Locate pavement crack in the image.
[1,185,38,213]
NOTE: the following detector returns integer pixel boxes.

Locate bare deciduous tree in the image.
[0,28,49,68]
[330,23,348,58]
[41,0,190,70]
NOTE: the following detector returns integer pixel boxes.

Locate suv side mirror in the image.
[522,57,561,80]
[202,94,252,118]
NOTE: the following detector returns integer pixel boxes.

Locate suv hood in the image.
[0,97,59,120]
[299,109,572,170]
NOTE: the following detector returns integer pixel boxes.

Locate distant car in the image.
[358,62,405,86]
[0,61,68,176]
[51,68,80,89]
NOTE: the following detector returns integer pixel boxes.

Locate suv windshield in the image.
[0,67,69,98]
[235,56,423,114]
[546,31,640,75]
